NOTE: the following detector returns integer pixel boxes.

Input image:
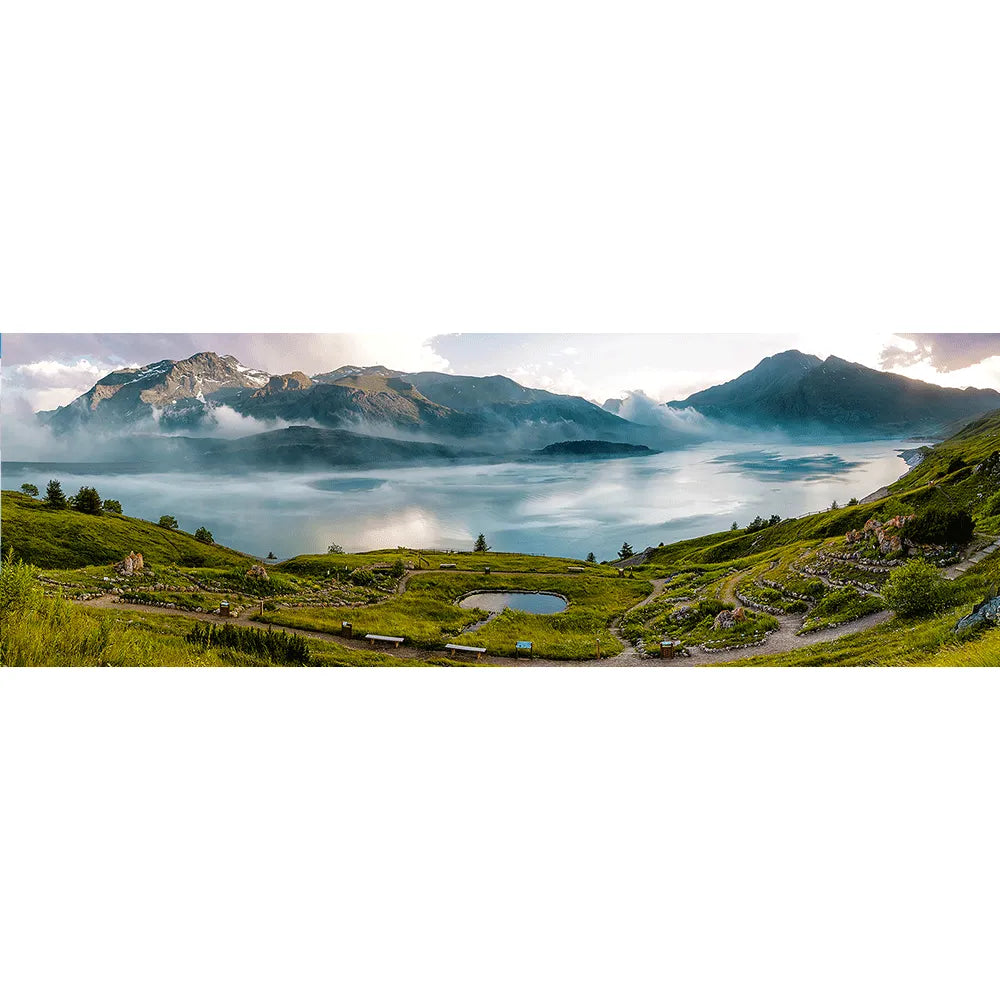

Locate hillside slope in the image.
[1,491,253,569]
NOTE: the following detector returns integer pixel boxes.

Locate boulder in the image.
[954,595,1000,632]
[114,551,145,576]
[713,610,738,630]
[246,563,270,581]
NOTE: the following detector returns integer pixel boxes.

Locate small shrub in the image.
[159,515,179,530]
[102,499,123,514]
[20,483,39,498]
[908,505,974,546]
[194,526,214,544]
[882,560,951,618]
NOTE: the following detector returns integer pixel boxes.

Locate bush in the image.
[20,483,39,498]
[327,542,345,554]
[70,486,102,515]
[159,515,179,530]
[695,598,731,619]
[194,526,214,544]
[908,505,974,545]
[882,560,951,618]
[102,499,123,514]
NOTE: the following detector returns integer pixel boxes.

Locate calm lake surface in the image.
[3,440,920,562]
[458,592,569,615]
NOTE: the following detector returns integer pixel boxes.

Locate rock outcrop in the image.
[246,564,270,581]
[954,595,1000,632]
[114,551,145,576]
[713,607,746,630]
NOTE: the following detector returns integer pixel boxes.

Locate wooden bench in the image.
[439,563,458,569]
[444,643,487,661]
[365,633,404,649]
[565,566,585,573]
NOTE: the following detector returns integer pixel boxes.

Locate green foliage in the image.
[102,498,123,514]
[830,500,839,510]
[744,514,780,534]
[1,491,249,570]
[194,526,214,544]
[0,553,248,667]
[881,498,915,520]
[261,571,649,659]
[159,514,179,529]
[586,552,596,563]
[20,483,39,497]
[45,479,68,509]
[70,486,102,515]
[908,504,974,545]
[474,533,490,553]
[186,621,310,665]
[618,541,634,559]
[800,586,884,633]
[327,542,345,554]
[881,560,951,618]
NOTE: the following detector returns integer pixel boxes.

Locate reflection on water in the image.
[458,592,568,615]
[3,440,919,562]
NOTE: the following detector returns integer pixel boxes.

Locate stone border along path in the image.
[77,536,1000,667]
[82,564,891,666]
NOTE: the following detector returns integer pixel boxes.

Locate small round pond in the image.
[458,591,568,615]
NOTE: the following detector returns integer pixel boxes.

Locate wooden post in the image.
[596,638,600,660]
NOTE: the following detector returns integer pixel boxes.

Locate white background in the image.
[1,1,999,998]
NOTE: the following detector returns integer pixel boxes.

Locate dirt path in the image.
[84,570,889,667]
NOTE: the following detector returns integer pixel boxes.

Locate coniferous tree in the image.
[45,480,68,509]
[71,486,102,515]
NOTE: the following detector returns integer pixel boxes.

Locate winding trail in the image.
[86,566,892,667]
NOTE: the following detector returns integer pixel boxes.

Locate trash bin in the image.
[484,566,491,575]
[660,640,677,659]
[341,621,353,638]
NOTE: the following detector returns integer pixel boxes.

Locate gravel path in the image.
[85,571,892,667]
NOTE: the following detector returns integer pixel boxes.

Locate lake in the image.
[3,440,920,562]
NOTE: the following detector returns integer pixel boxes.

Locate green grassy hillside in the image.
[1,491,252,570]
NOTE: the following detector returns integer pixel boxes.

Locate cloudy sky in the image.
[4,332,1000,416]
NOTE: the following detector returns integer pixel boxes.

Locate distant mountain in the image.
[41,352,271,432]
[43,352,644,447]
[668,350,1000,437]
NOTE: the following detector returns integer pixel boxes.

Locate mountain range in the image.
[41,352,635,446]
[35,348,1000,469]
